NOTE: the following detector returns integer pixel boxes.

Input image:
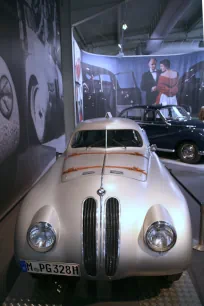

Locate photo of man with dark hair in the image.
[141,58,160,105]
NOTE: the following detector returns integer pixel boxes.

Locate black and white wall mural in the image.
[81,50,204,119]
[73,39,83,125]
[0,0,65,219]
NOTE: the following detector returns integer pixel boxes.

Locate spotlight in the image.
[118,44,122,48]
[122,24,128,30]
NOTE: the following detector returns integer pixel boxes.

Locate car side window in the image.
[155,111,165,124]
[144,110,155,122]
[120,108,144,121]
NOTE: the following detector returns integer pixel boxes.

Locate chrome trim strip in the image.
[98,152,107,277]
[101,153,107,189]
[139,122,167,127]
[157,148,175,153]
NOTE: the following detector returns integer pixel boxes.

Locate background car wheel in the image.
[177,142,201,164]
[28,76,46,144]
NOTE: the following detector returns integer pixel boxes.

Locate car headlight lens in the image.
[27,222,56,252]
[145,221,176,252]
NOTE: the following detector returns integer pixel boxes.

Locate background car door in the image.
[115,72,141,115]
[139,110,172,149]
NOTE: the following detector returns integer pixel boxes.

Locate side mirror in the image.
[150,144,157,152]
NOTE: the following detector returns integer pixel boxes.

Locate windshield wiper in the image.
[87,138,105,148]
[112,138,126,149]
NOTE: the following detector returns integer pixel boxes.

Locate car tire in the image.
[177,142,201,164]
[28,76,46,144]
[165,273,182,283]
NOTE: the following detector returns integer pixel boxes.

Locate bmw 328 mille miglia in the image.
[15,114,192,283]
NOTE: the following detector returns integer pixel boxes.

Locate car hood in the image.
[62,151,149,183]
[172,118,204,128]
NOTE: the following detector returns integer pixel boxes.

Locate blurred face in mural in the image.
[160,64,167,72]
[148,59,157,71]
[160,60,170,72]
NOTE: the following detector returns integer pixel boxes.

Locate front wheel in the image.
[177,142,201,164]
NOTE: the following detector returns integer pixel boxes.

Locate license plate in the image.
[20,260,80,276]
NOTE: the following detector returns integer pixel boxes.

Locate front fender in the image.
[175,128,204,151]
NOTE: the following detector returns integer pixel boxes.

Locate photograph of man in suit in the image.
[141,58,160,105]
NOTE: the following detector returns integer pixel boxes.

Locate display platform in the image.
[2,271,202,305]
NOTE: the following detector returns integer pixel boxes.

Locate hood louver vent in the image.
[110,170,123,175]
[82,171,95,175]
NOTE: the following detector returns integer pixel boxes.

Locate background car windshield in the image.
[160,106,189,120]
[71,129,142,148]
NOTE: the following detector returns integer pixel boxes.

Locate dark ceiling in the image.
[71,0,203,55]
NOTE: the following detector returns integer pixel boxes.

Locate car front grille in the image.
[105,197,119,276]
[83,197,97,276]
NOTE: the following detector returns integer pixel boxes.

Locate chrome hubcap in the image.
[181,144,195,160]
[30,85,46,142]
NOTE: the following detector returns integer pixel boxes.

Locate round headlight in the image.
[27,222,56,252]
[145,221,176,252]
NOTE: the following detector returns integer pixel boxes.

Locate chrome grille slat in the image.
[83,198,96,276]
[105,197,119,276]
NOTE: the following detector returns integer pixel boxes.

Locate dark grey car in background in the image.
[119,105,204,164]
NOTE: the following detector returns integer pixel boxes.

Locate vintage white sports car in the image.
[15,115,192,282]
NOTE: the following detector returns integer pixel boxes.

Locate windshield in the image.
[71,129,143,148]
[159,106,189,121]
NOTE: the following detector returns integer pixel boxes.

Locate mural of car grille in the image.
[83,197,97,276]
[105,197,119,276]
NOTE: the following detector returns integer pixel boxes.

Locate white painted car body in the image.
[15,117,192,280]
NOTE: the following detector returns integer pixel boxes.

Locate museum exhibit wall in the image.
[81,50,204,119]
[0,0,65,219]
[73,39,83,125]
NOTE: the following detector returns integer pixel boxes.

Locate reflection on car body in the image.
[15,115,192,282]
[82,63,141,120]
[119,105,204,164]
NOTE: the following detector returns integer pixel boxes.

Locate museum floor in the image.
[0,154,204,306]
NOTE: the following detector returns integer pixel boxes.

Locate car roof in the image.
[75,117,142,132]
[82,62,113,77]
[119,104,179,114]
